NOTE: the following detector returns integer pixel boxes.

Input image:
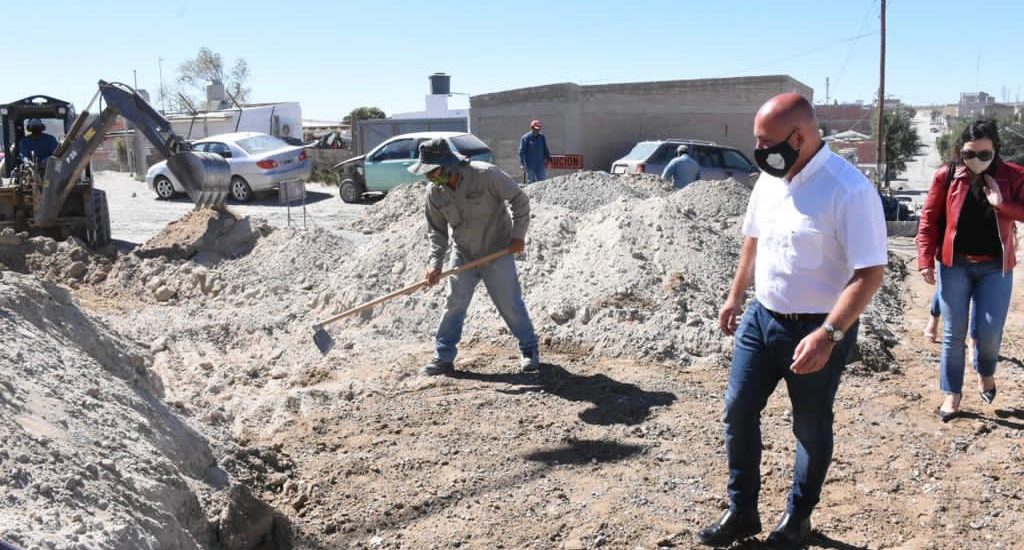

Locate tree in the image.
[343,106,386,125]
[874,106,922,182]
[172,47,251,108]
[998,121,1024,165]
[937,117,1024,165]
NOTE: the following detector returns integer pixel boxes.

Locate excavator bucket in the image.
[167,151,231,209]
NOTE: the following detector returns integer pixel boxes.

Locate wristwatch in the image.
[821,322,844,343]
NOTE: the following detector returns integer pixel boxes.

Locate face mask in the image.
[428,169,451,186]
[963,157,993,175]
[754,129,799,178]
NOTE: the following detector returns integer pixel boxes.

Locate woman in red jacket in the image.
[917,119,1024,421]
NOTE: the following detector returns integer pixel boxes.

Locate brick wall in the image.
[471,75,812,178]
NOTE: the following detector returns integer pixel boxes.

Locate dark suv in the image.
[610,139,758,186]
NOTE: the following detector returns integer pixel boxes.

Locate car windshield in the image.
[621,142,661,161]
[235,134,288,154]
[449,134,491,157]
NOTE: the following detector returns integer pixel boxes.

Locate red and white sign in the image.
[548,154,584,170]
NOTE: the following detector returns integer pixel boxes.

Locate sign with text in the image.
[548,154,584,170]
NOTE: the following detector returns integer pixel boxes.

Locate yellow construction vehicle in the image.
[0,80,230,247]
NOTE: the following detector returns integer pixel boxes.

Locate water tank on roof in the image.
[429,73,451,96]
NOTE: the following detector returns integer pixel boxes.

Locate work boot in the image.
[421,358,454,376]
[519,349,541,373]
[765,512,811,550]
[697,509,761,547]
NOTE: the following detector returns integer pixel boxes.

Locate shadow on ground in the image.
[521,438,644,465]
[451,363,677,425]
[727,531,869,549]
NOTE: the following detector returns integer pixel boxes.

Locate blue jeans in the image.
[525,164,546,183]
[937,257,1012,394]
[724,300,858,519]
[435,253,538,362]
[930,282,976,336]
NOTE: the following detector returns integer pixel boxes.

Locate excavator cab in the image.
[0,95,80,179]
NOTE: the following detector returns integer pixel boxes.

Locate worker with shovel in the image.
[413,138,540,376]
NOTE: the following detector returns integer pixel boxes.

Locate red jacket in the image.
[917,160,1024,273]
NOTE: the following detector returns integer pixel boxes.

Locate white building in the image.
[392,73,469,121]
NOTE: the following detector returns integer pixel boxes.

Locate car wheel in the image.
[339,179,365,204]
[230,176,254,202]
[154,176,176,200]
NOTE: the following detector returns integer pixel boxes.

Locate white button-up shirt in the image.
[742,145,888,313]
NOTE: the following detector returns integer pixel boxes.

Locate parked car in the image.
[610,139,759,187]
[333,131,495,203]
[146,132,311,202]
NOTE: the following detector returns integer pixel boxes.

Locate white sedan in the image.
[146,132,311,202]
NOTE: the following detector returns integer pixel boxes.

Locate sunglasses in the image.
[961,150,994,161]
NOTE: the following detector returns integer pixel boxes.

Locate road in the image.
[893,109,943,194]
[93,171,371,245]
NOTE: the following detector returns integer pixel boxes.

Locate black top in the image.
[953,177,1002,257]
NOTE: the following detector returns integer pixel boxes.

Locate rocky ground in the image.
[1,170,1023,549]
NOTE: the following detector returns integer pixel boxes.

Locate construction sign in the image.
[548,154,584,170]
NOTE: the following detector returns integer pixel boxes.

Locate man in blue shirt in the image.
[19,119,59,168]
[518,119,551,184]
[661,144,701,189]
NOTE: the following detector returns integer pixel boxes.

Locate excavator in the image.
[0,80,230,247]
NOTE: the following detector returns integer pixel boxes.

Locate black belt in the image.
[765,308,828,323]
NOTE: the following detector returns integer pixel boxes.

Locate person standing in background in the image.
[519,119,551,184]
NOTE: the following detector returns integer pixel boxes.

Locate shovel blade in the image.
[313,325,335,355]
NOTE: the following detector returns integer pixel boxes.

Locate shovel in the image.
[312,248,512,355]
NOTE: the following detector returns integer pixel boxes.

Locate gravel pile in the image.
[523,171,672,213]
[0,271,286,549]
[304,173,902,368]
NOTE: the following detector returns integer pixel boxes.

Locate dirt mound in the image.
[0,271,288,549]
[137,209,272,263]
[525,171,672,213]
[308,175,901,370]
[349,181,429,234]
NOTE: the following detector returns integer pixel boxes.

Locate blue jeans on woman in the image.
[723,300,858,520]
[937,257,1012,394]
[435,253,538,363]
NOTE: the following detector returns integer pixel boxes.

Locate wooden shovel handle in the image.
[314,248,512,328]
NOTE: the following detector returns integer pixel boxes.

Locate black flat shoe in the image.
[935,407,960,422]
[697,509,761,547]
[980,385,997,404]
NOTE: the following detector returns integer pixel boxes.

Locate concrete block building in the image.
[470,75,812,176]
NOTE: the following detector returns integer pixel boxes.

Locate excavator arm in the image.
[34,80,229,228]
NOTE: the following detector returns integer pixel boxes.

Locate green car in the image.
[334,131,495,203]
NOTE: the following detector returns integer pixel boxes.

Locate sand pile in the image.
[14,171,904,375]
[305,172,902,368]
[136,209,272,263]
[524,171,672,213]
[0,272,288,549]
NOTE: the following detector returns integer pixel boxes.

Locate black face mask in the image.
[754,129,799,178]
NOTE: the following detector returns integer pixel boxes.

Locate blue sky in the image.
[8,0,1022,121]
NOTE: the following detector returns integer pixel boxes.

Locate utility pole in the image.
[158,57,166,113]
[826,77,830,105]
[875,0,887,189]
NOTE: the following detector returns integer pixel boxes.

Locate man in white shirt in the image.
[697,94,887,550]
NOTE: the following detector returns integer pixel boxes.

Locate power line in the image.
[721,31,878,79]
[830,0,878,101]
